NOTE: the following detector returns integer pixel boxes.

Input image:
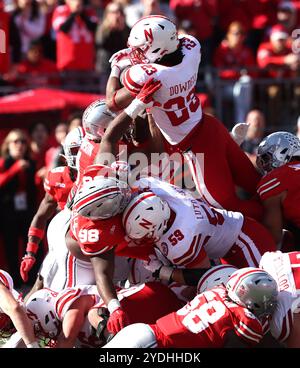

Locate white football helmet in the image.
[226,267,278,319]
[127,15,179,64]
[73,175,132,220]
[26,289,61,340]
[122,191,170,243]
[256,131,300,174]
[197,265,238,294]
[82,100,115,140]
[62,126,85,169]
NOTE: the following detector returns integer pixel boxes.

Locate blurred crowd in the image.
[0,0,299,124]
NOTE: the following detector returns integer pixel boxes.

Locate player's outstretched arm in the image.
[20,193,58,283]
[0,283,38,347]
[261,194,284,246]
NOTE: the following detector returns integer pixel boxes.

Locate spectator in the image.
[95,2,130,93]
[15,39,58,87]
[125,0,175,28]
[0,129,37,288]
[67,111,82,130]
[257,24,300,125]
[39,0,59,61]
[11,0,46,59]
[241,109,266,166]
[0,1,10,75]
[213,21,256,126]
[45,122,69,170]
[170,0,218,64]
[52,0,97,71]
[276,1,298,34]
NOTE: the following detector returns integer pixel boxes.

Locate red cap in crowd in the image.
[270,24,289,41]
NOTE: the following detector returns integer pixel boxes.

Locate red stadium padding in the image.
[0,89,103,114]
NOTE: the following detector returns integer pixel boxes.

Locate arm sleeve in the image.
[0,160,22,187]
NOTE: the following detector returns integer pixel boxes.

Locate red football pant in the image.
[221,217,277,268]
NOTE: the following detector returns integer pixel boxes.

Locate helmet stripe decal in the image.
[75,186,120,210]
[123,192,156,228]
[197,265,236,291]
[0,272,10,289]
[231,269,263,292]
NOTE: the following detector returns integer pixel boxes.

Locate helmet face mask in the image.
[127,16,179,65]
[62,127,85,169]
[226,268,278,319]
[256,132,300,174]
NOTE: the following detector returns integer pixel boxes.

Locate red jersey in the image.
[213,40,256,80]
[44,166,75,210]
[257,161,300,228]
[52,5,96,71]
[69,210,152,259]
[153,285,263,348]
[75,136,99,186]
[257,41,293,78]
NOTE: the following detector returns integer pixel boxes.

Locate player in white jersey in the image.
[0,269,39,348]
[96,15,263,221]
[23,281,183,348]
[259,251,300,347]
[124,177,276,279]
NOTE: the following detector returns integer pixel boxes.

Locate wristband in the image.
[107,299,121,314]
[110,65,121,79]
[26,242,39,254]
[159,266,174,284]
[28,227,44,240]
[124,98,146,120]
[26,341,39,348]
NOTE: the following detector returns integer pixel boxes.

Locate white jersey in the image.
[0,270,22,314]
[260,251,300,343]
[123,35,202,145]
[137,177,244,265]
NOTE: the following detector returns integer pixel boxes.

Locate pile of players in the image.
[1,15,300,349]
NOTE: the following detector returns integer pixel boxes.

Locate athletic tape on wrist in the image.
[107,299,121,314]
[124,98,146,120]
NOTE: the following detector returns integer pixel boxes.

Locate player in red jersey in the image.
[19,127,84,284]
[256,132,300,247]
[97,15,263,221]
[103,267,278,348]
[260,251,300,347]
[0,269,38,348]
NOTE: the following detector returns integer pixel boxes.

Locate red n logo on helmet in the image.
[139,218,153,229]
[144,28,153,43]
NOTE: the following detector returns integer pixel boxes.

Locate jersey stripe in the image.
[173,234,200,264]
[184,235,210,267]
[124,69,143,95]
[237,233,261,267]
[257,178,278,192]
[234,323,261,343]
[0,272,10,289]
[258,182,281,196]
[55,289,81,320]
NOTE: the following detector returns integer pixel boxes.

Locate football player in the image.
[97,15,263,221]
[256,132,300,247]
[259,251,300,347]
[22,282,183,348]
[123,177,277,274]
[0,269,39,348]
[103,267,278,348]
[19,127,84,284]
